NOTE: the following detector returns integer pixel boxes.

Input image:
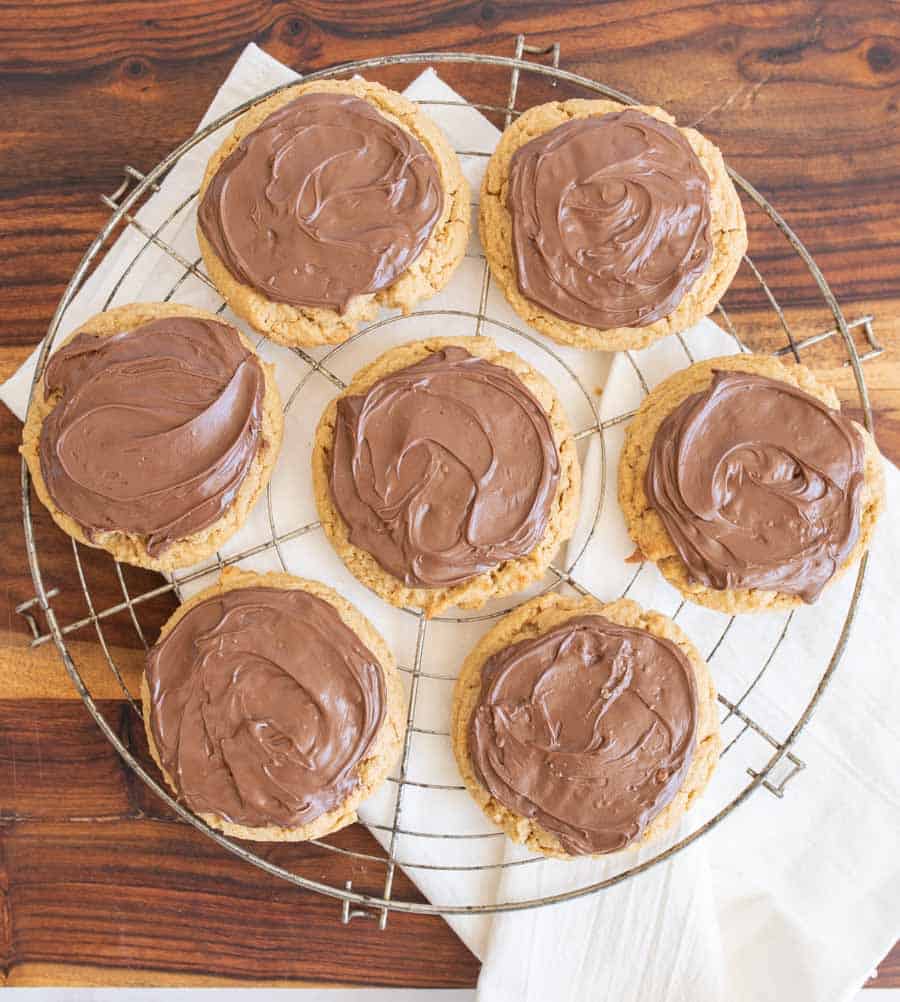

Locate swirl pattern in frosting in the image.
[329,346,561,589]
[468,614,698,855]
[38,316,264,556]
[198,91,443,313]
[645,369,866,601]
[146,586,386,828]
[506,109,712,329]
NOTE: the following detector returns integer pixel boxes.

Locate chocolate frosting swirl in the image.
[146,586,386,828]
[198,91,443,313]
[38,316,264,556]
[469,614,697,854]
[506,109,712,329]
[329,346,560,589]
[645,370,866,601]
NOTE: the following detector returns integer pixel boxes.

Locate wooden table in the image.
[2,0,897,989]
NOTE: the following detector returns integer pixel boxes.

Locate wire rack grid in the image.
[18,38,884,926]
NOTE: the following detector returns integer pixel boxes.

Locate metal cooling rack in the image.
[18,37,884,927]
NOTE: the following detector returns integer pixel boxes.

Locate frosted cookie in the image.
[452,593,720,858]
[619,355,885,613]
[312,336,581,618]
[21,302,282,572]
[480,100,747,350]
[142,568,405,842]
[197,79,470,347]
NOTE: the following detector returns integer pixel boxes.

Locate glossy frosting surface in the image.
[507,109,712,329]
[645,370,866,601]
[198,92,443,312]
[39,316,264,555]
[146,586,386,828]
[469,614,697,854]
[329,346,560,589]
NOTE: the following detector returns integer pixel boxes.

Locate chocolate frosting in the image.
[198,91,443,312]
[329,346,560,589]
[469,614,697,854]
[146,586,386,828]
[506,109,712,329]
[645,370,866,601]
[38,316,264,556]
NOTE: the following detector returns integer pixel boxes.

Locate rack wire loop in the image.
[14,588,59,641]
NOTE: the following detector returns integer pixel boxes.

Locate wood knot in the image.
[867,43,896,74]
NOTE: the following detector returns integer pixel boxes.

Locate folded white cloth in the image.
[3,43,897,1002]
[479,334,900,1002]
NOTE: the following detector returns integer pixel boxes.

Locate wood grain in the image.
[0,700,480,988]
[1,0,897,989]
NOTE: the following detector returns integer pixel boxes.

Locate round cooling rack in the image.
[20,40,882,927]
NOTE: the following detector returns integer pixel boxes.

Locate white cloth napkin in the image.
[479,335,900,1002]
[3,43,898,1002]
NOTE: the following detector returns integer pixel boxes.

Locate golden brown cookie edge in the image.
[141,566,406,842]
[479,98,748,351]
[196,78,471,348]
[617,354,886,613]
[450,591,721,859]
[20,301,284,572]
[311,335,582,617]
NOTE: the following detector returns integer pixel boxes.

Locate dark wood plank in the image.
[3,818,479,988]
[0,700,133,821]
[0,699,480,987]
[1,0,898,989]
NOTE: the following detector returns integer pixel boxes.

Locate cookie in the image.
[480,99,747,351]
[197,78,470,348]
[21,302,283,572]
[312,336,581,618]
[619,354,885,613]
[142,567,406,842]
[452,592,720,859]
